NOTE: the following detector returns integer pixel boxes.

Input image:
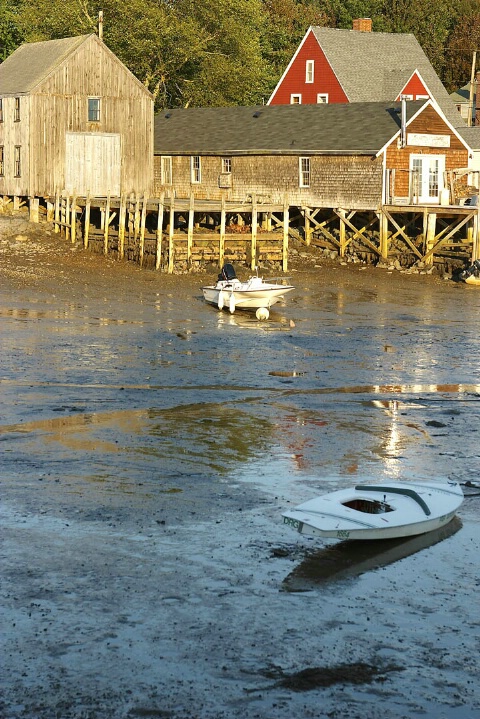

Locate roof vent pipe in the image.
[400,95,407,148]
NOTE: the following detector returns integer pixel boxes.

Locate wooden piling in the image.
[29,197,39,223]
[251,194,257,270]
[187,194,194,266]
[155,193,164,270]
[54,190,60,233]
[118,195,126,259]
[71,194,77,244]
[168,192,175,274]
[283,197,289,271]
[103,194,111,254]
[139,194,147,265]
[219,196,226,268]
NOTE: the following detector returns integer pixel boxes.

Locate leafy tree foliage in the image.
[0,0,23,59]
[2,0,480,105]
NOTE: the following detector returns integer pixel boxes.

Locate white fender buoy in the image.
[256,307,269,320]
[217,290,224,310]
[229,292,236,314]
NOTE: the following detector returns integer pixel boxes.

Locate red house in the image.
[267,20,460,127]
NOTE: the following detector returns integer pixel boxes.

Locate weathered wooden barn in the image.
[0,34,153,199]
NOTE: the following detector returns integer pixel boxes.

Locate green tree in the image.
[0,0,23,60]
[444,12,480,92]
[261,0,329,96]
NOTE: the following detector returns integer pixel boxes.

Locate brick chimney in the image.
[352,18,372,32]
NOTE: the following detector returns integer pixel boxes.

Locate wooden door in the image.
[65,132,121,196]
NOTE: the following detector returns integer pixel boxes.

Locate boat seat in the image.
[218,263,237,282]
[355,485,431,516]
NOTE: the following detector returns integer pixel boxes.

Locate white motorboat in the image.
[282,480,464,541]
[202,264,295,319]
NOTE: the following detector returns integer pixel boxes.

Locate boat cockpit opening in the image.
[342,498,394,514]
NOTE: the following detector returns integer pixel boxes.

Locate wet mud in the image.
[1,223,480,719]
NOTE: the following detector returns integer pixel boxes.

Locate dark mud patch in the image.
[257,661,403,691]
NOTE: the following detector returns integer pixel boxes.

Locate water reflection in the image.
[282,516,462,591]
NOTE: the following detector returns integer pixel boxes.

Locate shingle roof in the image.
[154,101,427,156]
[311,28,451,100]
[309,27,463,128]
[0,35,91,94]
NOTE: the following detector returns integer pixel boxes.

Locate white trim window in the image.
[290,94,301,105]
[191,155,201,183]
[317,93,328,104]
[415,94,430,100]
[222,157,232,174]
[161,155,172,184]
[14,97,20,122]
[306,60,314,84]
[299,157,311,188]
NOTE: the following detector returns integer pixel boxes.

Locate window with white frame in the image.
[415,94,429,100]
[290,94,301,104]
[0,146,4,176]
[317,93,328,104]
[14,97,20,122]
[222,157,232,174]
[88,97,100,122]
[14,145,21,176]
[161,156,172,184]
[299,157,311,188]
[306,60,314,83]
[191,156,201,183]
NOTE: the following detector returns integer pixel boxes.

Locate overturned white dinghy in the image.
[202,263,295,319]
[282,481,464,541]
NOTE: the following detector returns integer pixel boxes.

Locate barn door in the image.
[410,155,445,203]
[65,132,121,196]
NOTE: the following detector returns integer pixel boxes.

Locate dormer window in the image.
[306,60,314,84]
[14,97,20,122]
[88,97,100,122]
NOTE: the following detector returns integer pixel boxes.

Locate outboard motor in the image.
[460,259,480,280]
[218,263,237,282]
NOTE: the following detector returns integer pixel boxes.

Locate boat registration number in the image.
[283,516,302,531]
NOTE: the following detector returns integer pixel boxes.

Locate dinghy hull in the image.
[282,481,464,540]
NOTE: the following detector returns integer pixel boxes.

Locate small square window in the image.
[14,97,20,122]
[222,157,232,174]
[317,93,328,104]
[290,94,301,105]
[88,98,100,122]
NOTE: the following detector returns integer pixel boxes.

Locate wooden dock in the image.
[2,192,479,274]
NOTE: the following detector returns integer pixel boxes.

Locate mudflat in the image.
[1,216,479,719]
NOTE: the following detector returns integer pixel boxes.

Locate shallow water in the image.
[1,264,480,718]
